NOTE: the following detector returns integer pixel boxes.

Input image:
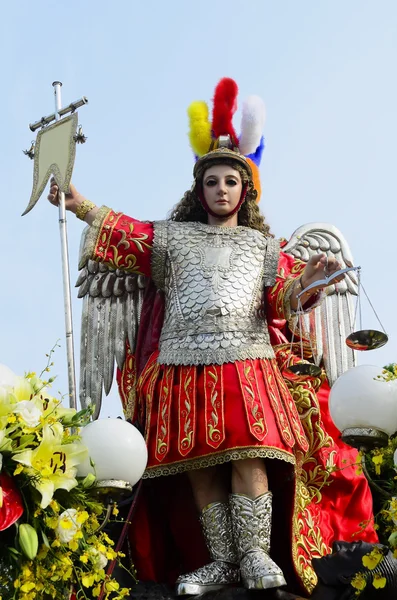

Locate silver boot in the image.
[176,501,240,596]
[230,492,286,590]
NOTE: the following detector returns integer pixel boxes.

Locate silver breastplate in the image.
[152,221,280,366]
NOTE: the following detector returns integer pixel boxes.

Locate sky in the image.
[1,1,396,418]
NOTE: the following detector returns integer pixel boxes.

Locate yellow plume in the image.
[187,101,212,157]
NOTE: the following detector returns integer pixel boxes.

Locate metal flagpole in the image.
[24,83,88,409]
[52,81,77,410]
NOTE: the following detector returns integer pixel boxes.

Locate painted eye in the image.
[227,179,237,186]
[205,179,217,186]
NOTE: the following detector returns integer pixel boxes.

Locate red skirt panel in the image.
[137,354,309,478]
[122,346,378,595]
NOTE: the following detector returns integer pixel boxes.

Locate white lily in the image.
[12,423,88,508]
[13,399,43,428]
[9,376,35,403]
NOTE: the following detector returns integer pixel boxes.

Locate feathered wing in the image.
[283,223,358,386]
[76,227,148,419]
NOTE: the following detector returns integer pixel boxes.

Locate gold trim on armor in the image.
[142,445,295,479]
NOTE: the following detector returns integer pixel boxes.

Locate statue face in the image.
[202,165,243,217]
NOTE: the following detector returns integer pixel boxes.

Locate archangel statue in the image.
[48,78,378,597]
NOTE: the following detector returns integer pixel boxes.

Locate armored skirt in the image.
[137,354,309,477]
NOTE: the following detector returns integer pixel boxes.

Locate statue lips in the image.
[0,473,24,530]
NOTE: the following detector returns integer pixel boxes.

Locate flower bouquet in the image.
[0,363,132,600]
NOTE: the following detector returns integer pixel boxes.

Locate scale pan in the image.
[346,330,388,351]
[286,363,322,377]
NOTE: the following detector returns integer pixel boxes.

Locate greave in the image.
[229,492,286,590]
[175,501,240,596]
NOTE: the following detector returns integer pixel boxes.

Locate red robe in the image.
[90,209,377,595]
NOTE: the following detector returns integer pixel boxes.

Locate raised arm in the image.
[267,251,345,321]
[48,179,99,224]
[48,179,153,277]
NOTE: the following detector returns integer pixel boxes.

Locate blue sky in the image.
[1,1,396,416]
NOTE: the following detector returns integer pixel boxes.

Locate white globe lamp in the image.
[78,418,148,497]
[329,365,397,449]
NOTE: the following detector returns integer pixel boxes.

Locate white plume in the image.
[239,95,266,155]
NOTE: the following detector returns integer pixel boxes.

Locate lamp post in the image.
[329,365,397,498]
[77,418,148,493]
[77,418,147,529]
[329,365,397,450]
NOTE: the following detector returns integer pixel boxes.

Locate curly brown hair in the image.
[168,158,272,237]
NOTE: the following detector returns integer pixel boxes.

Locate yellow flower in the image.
[362,547,384,570]
[372,574,387,589]
[13,463,24,475]
[105,580,120,592]
[12,423,88,508]
[355,452,363,476]
[351,573,367,591]
[116,589,131,599]
[49,499,60,513]
[82,573,95,588]
[372,453,384,475]
[77,510,89,524]
[69,539,79,551]
[102,532,114,546]
[22,566,32,578]
[21,582,35,593]
[45,515,59,529]
[106,548,117,560]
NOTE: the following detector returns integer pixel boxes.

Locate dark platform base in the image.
[131,582,308,599]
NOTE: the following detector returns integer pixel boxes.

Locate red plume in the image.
[212,78,239,145]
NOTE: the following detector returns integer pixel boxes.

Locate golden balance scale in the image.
[286,266,388,377]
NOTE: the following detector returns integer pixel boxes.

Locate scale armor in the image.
[152,221,280,366]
